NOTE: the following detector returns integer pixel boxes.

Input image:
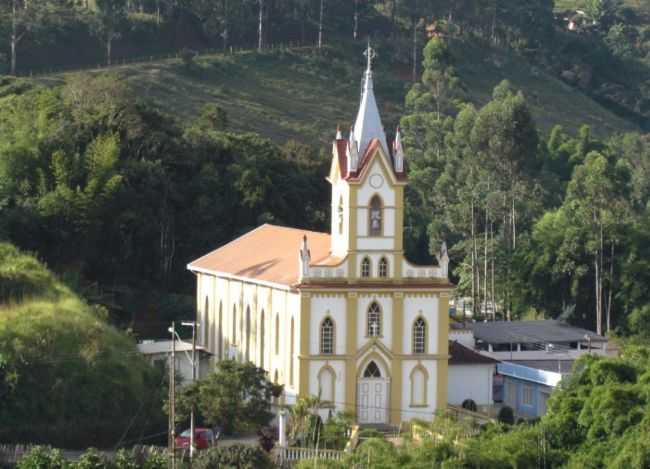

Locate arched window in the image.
[318,367,335,403]
[369,195,383,236]
[361,257,371,278]
[378,257,388,278]
[232,305,237,346]
[260,309,265,368]
[289,318,295,385]
[202,298,209,347]
[273,370,279,405]
[363,361,382,378]
[320,317,334,354]
[413,317,426,354]
[218,302,223,360]
[245,306,251,362]
[410,366,427,406]
[367,302,382,337]
[275,314,280,355]
[337,196,344,234]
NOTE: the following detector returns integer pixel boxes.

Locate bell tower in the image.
[327,43,408,277]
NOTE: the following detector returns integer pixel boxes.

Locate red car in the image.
[175,428,218,450]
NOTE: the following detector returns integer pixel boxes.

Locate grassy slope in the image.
[452,40,638,136]
[37,42,637,144]
[554,0,649,14]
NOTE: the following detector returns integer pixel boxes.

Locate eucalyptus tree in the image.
[92,0,128,65]
[0,0,73,75]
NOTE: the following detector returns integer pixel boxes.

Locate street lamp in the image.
[169,321,200,460]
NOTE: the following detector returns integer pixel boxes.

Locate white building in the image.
[448,341,498,408]
[187,45,454,425]
[137,340,210,386]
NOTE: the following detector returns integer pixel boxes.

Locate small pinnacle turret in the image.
[347,126,359,173]
[393,126,405,173]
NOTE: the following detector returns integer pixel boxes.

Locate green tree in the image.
[174,360,282,434]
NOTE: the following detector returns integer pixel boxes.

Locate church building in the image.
[188,46,453,425]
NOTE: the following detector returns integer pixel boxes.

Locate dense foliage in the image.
[402,37,650,335]
[16,447,167,469]
[0,74,328,334]
[0,244,166,448]
[192,445,275,469]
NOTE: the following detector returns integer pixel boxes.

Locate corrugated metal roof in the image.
[137,340,207,355]
[473,320,606,345]
[497,362,563,387]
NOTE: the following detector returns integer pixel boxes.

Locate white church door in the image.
[357,361,389,424]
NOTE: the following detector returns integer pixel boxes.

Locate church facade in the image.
[188,48,453,425]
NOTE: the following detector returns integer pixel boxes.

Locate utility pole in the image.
[180,321,199,461]
[190,320,197,460]
[169,322,176,469]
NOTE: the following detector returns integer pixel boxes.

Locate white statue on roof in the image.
[353,40,389,158]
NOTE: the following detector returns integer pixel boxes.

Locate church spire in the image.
[353,40,388,158]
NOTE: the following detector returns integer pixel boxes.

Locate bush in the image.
[74,449,106,469]
[17,447,68,469]
[257,426,277,452]
[180,49,197,70]
[497,406,515,425]
[461,399,478,412]
[192,445,274,469]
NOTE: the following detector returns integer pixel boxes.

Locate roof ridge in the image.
[189,224,273,266]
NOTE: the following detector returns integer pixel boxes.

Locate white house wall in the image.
[448,364,495,406]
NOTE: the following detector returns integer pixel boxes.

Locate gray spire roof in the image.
[353,43,388,157]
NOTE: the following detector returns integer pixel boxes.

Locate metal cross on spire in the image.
[363,39,376,72]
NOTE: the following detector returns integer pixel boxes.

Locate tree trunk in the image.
[471,199,476,317]
[258,0,264,51]
[491,221,496,318]
[11,0,17,76]
[607,242,614,333]
[411,16,417,82]
[484,192,489,320]
[318,0,324,49]
[353,0,359,40]
[222,0,229,50]
[107,36,112,66]
[595,253,601,335]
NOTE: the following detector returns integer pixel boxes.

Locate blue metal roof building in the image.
[496,362,563,418]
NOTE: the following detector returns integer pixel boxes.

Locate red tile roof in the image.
[188,224,332,287]
[448,341,499,365]
[334,138,407,182]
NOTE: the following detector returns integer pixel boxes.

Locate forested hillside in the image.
[0,1,649,340]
